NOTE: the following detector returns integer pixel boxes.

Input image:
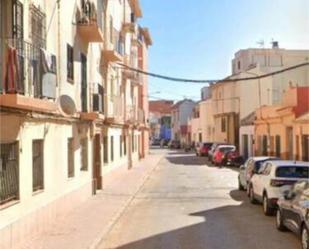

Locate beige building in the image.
[0,0,151,248]
[188,87,215,144]
[211,46,309,151]
[254,86,309,161]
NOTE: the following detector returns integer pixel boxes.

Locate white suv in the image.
[248,160,309,216]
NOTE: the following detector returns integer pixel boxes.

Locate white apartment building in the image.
[0,0,152,248]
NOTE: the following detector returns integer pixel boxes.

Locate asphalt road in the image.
[98,149,300,249]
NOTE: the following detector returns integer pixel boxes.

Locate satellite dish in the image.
[58,95,76,116]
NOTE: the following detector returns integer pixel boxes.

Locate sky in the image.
[138,0,309,102]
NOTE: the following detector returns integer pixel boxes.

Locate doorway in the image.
[286,127,293,160]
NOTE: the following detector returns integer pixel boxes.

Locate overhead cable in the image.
[117,62,309,84]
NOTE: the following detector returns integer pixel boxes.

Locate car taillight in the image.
[270,179,296,187]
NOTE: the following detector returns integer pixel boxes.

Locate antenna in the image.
[257,39,265,48]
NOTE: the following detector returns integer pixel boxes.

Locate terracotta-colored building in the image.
[254,86,309,161]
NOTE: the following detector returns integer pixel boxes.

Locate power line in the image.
[117,62,309,84]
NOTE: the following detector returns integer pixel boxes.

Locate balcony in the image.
[77,2,104,43]
[0,39,57,113]
[102,30,124,63]
[122,22,137,34]
[123,70,143,86]
[102,50,123,63]
[80,83,105,121]
[105,95,124,125]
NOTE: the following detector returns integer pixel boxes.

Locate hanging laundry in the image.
[4,46,23,94]
[40,48,57,74]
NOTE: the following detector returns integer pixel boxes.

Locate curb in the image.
[89,154,164,249]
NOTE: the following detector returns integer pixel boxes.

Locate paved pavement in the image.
[14,149,165,249]
[98,149,300,249]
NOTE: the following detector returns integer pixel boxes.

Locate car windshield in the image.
[203,143,212,147]
[276,166,309,178]
[219,147,234,153]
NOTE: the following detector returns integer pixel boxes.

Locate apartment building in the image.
[171,99,195,146]
[254,86,309,161]
[0,0,151,248]
[211,45,309,152]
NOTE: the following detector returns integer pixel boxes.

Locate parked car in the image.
[168,140,181,149]
[276,180,309,249]
[238,157,279,191]
[213,145,236,166]
[223,150,244,167]
[195,142,213,156]
[208,142,228,162]
[248,160,309,216]
[151,138,161,146]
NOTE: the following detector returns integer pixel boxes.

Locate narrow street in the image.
[99,148,300,249]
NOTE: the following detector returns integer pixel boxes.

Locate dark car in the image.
[195,142,213,156]
[168,140,181,149]
[151,138,161,146]
[276,180,309,249]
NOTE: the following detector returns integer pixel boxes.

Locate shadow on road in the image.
[109,189,300,249]
[165,153,208,166]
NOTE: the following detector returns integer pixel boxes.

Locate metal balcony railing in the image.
[78,0,98,25]
[1,38,56,99]
[88,82,104,113]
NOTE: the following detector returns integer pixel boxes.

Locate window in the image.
[109,16,113,43]
[276,166,308,178]
[221,117,226,132]
[110,136,114,162]
[68,138,74,177]
[67,44,74,81]
[32,140,44,191]
[302,135,309,162]
[103,136,108,163]
[80,138,88,171]
[0,142,19,205]
[199,133,202,143]
[30,4,46,49]
[275,135,281,158]
[237,61,241,70]
[120,135,122,157]
[269,136,274,156]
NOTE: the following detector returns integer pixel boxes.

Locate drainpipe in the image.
[57,0,61,98]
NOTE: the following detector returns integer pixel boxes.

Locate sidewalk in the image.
[14,150,164,249]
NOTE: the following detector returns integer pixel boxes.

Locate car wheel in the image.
[249,186,257,204]
[263,194,275,216]
[302,225,309,249]
[276,209,286,231]
[238,177,244,191]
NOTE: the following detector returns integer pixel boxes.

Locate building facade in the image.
[0,0,151,248]
[211,46,309,151]
[171,99,195,146]
[254,86,309,161]
[149,100,173,141]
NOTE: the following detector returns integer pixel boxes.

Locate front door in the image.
[92,134,102,194]
[286,127,293,160]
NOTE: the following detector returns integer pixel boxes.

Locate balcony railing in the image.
[1,38,57,99]
[80,82,104,121]
[77,1,103,43]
